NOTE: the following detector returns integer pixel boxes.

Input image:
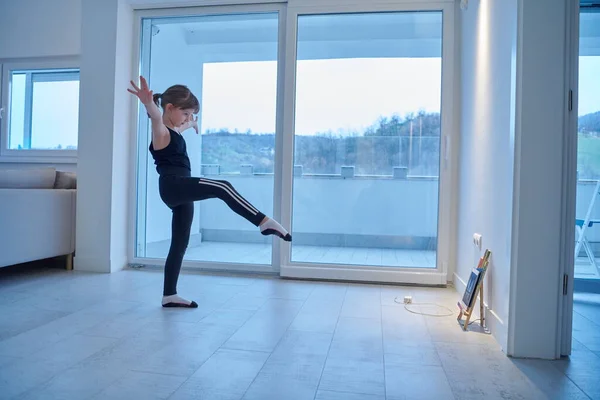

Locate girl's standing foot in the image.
[162,294,198,308]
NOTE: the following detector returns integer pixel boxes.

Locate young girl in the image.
[128,76,291,308]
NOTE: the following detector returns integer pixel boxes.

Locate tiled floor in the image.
[146,241,437,268]
[0,262,598,400]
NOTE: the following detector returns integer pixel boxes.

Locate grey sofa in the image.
[0,167,76,269]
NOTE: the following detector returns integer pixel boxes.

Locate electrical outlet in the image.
[473,233,482,250]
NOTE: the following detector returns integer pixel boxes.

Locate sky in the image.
[579,57,600,117]
[9,75,79,150]
[201,58,442,136]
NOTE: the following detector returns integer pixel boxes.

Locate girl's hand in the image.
[127,76,154,105]
[179,116,199,134]
[191,116,199,134]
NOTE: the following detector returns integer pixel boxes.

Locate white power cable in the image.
[394,296,454,317]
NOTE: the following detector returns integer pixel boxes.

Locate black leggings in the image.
[158,175,266,296]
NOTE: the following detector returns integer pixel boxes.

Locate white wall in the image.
[0,0,81,59]
[455,0,517,352]
[110,0,135,270]
[75,0,133,273]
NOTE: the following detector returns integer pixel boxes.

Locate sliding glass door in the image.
[133,2,455,284]
[289,11,442,265]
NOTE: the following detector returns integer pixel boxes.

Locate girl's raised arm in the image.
[128,76,170,150]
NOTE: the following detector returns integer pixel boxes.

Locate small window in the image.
[7,68,80,151]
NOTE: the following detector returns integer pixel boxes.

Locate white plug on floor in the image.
[403,296,413,304]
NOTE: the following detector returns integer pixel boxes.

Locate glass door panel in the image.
[289,11,443,269]
[136,11,280,266]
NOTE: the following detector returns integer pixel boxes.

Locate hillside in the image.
[579,111,600,133]
[202,112,441,175]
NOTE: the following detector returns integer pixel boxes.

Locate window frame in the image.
[0,57,79,163]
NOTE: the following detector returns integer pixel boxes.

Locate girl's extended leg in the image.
[162,176,291,241]
[162,202,198,308]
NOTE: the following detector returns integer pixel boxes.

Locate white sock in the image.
[260,217,292,241]
[162,294,197,308]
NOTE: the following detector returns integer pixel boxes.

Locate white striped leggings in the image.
[158,174,266,296]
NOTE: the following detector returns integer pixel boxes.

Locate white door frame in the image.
[558,0,580,357]
[278,1,457,285]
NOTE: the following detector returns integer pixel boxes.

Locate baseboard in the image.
[74,255,110,273]
[282,265,447,285]
[453,272,507,351]
[74,254,128,274]
[110,255,128,273]
[453,272,467,296]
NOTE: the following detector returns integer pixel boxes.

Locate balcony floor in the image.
[576,257,600,280]
[146,241,437,268]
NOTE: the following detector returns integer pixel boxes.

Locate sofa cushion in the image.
[53,171,77,189]
[0,168,56,189]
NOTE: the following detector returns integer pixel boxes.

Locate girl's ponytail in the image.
[153,92,162,106]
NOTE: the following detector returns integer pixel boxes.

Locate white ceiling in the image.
[149,10,443,61]
[142,3,600,59]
